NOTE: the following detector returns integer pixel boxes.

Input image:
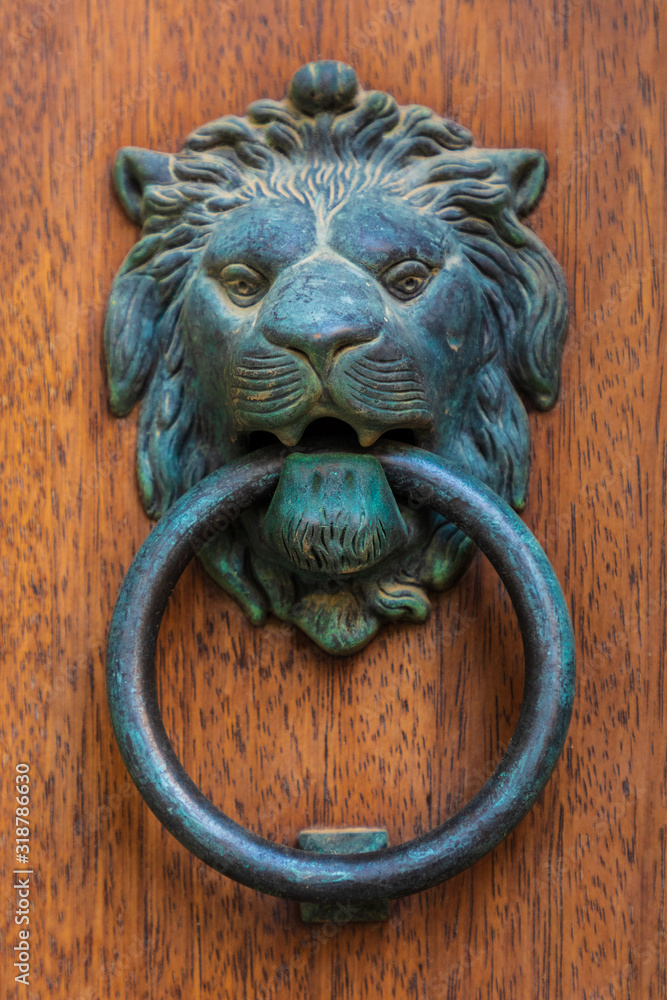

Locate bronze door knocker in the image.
[105,60,574,911]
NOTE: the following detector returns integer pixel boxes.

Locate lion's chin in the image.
[251,570,432,653]
[198,498,476,655]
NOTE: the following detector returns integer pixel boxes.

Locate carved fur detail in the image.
[105,62,568,652]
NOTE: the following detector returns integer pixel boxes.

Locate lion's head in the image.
[105,61,568,654]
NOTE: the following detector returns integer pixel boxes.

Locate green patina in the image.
[104,61,574,909]
[105,445,576,903]
[298,829,390,922]
[104,60,568,653]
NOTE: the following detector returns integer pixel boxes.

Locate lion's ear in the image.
[497,149,548,216]
[113,147,173,225]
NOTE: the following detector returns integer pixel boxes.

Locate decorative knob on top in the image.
[288,60,359,115]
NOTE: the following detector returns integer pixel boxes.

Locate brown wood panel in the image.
[1,0,665,997]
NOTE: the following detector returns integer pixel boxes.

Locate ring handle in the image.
[106,443,575,904]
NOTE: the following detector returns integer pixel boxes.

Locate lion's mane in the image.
[106,66,567,533]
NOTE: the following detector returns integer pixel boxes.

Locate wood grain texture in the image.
[1,1,665,998]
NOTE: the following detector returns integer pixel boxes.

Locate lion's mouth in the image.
[246,417,422,454]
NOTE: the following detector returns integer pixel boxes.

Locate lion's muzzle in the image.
[261,452,408,575]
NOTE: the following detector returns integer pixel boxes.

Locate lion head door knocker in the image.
[106,62,574,913]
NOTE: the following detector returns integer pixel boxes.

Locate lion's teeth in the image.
[274,427,302,446]
[358,430,381,447]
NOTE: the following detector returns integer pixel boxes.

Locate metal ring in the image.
[106,443,575,903]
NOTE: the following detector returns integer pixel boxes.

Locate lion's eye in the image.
[219,263,267,306]
[382,260,432,300]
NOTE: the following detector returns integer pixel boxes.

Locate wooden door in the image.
[2,1,665,997]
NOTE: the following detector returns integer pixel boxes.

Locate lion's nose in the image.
[258,259,384,367]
